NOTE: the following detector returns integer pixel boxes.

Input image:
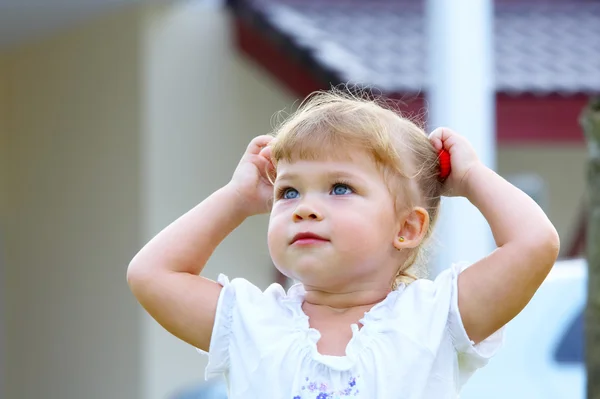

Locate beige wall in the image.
[0,53,9,399]
[0,56,9,218]
[1,9,143,399]
[497,145,587,253]
[139,3,294,398]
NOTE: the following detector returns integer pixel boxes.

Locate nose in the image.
[293,201,323,222]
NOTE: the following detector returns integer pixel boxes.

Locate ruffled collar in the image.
[277,282,407,370]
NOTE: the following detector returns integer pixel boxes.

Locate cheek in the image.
[332,214,381,247]
[267,211,287,256]
[333,204,396,249]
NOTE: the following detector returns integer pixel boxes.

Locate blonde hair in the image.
[269,89,444,288]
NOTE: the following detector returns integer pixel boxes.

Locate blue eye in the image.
[283,188,299,199]
[331,183,353,196]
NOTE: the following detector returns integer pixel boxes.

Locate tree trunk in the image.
[581,97,600,399]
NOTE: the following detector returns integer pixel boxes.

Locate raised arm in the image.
[430,128,560,344]
[127,136,275,351]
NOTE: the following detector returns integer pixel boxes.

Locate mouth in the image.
[291,232,329,245]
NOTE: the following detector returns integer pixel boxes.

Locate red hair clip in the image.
[438,149,451,180]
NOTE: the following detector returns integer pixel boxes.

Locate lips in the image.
[291,232,329,244]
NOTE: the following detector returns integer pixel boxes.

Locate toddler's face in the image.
[267,150,402,290]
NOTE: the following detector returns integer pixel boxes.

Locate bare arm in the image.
[127,184,250,350]
[458,164,560,343]
[127,135,275,351]
[429,128,560,344]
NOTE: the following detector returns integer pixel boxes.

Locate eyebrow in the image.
[276,170,366,183]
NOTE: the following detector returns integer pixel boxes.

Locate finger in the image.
[258,143,276,170]
[264,157,277,183]
[428,128,444,151]
[429,127,460,152]
[246,135,274,155]
[257,151,277,183]
[259,144,272,161]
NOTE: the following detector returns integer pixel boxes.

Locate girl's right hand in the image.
[228,135,276,216]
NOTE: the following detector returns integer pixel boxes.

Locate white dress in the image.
[198,263,504,398]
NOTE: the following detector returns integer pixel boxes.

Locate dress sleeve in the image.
[196,274,236,379]
[196,275,285,380]
[443,262,505,385]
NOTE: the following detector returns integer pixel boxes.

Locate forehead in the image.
[275,151,381,181]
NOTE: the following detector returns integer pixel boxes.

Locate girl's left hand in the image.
[429,127,483,198]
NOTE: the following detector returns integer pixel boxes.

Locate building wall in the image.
[0,53,9,399]
[0,56,9,218]
[0,8,143,399]
[497,145,587,253]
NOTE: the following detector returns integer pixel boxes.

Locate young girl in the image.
[127,91,560,398]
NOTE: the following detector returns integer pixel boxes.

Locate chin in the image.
[275,258,331,284]
[292,267,353,290]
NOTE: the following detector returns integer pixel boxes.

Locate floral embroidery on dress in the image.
[293,375,360,398]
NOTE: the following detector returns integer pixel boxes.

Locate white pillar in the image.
[426,0,496,274]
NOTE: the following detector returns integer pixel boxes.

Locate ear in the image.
[393,207,430,250]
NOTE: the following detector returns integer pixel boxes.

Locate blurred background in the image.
[0,0,597,398]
